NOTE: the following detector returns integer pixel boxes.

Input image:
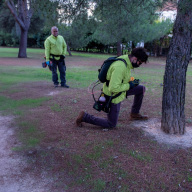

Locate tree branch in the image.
[5,0,25,30]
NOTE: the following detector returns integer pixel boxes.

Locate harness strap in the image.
[50,54,65,65]
[50,54,63,61]
[50,54,62,57]
[104,91,123,101]
[103,92,123,109]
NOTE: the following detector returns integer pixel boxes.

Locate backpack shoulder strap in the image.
[105,58,127,86]
[115,58,127,67]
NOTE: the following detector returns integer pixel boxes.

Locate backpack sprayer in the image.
[88,57,127,113]
[88,77,140,114]
[88,56,143,113]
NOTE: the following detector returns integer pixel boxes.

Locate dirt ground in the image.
[1,55,192,191]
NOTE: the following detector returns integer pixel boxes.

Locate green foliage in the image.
[136,19,173,44]
[2,0,90,52]
[93,0,156,44]
[0,1,58,48]
[33,32,50,48]
[0,2,17,46]
[1,0,174,53]
[0,2,15,33]
[0,32,14,46]
[32,0,59,28]
[60,13,97,49]
[87,0,173,53]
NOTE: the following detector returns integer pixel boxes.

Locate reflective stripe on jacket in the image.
[103,55,133,104]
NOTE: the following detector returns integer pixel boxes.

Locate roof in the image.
[160,1,177,12]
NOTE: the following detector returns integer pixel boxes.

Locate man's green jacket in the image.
[103,55,133,104]
[44,35,67,61]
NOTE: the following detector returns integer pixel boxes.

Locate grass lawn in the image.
[0,47,192,191]
[0,47,45,57]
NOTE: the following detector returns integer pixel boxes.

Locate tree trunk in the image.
[122,44,124,55]
[67,42,72,56]
[161,0,192,134]
[117,41,122,56]
[153,40,157,57]
[18,28,28,58]
[5,0,33,58]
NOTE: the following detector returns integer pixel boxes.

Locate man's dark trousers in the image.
[51,59,66,86]
[82,85,145,128]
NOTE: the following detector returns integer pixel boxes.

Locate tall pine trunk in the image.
[18,28,28,58]
[161,0,192,134]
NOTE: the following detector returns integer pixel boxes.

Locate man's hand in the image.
[129,79,140,89]
[46,61,53,71]
[46,61,50,66]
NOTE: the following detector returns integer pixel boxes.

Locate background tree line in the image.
[1,0,173,56]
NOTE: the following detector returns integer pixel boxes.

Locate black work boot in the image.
[61,84,69,88]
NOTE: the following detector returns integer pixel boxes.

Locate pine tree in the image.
[92,0,170,56]
[161,0,192,134]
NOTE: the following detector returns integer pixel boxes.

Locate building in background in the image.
[158,1,177,22]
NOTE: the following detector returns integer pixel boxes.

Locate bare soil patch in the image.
[131,118,192,148]
[0,115,51,192]
[6,83,192,191]
[0,54,103,67]
[1,54,192,191]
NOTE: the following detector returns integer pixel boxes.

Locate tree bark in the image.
[5,0,33,58]
[154,40,157,57]
[161,0,192,134]
[117,40,122,56]
[66,42,72,56]
[18,28,28,58]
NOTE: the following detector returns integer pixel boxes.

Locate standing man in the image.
[44,26,69,88]
[76,47,148,128]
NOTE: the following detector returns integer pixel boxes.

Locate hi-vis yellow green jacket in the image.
[44,35,67,61]
[103,55,133,104]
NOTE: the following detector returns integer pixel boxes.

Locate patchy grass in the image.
[71,51,114,59]
[0,65,98,90]
[0,95,50,115]
[1,49,192,191]
[0,47,45,57]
